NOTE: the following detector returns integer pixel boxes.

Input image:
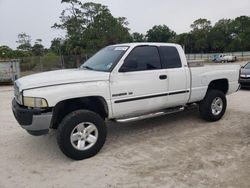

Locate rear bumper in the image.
[12,99,52,135]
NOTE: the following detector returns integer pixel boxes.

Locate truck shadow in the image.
[29,107,201,160]
[240,87,250,91]
[104,107,204,151]
[22,106,211,162]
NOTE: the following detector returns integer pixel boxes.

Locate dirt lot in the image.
[0,86,249,188]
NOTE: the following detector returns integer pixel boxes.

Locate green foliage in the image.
[51,0,132,66]
[208,19,233,52]
[50,38,62,55]
[50,2,250,54]
[175,16,250,53]
[146,25,176,42]
[1,4,250,62]
[232,16,250,50]
[191,18,212,31]
[190,18,212,52]
[32,39,44,56]
[20,56,39,71]
[41,52,61,70]
[131,32,146,42]
[0,46,15,58]
[20,53,61,72]
[0,45,32,59]
[174,33,194,53]
[83,11,131,50]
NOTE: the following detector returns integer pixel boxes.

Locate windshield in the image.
[80,46,129,72]
[244,62,250,69]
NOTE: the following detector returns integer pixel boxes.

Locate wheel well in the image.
[51,96,108,129]
[207,79,228,94]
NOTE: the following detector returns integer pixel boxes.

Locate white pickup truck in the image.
[12,43,240,160]
[217,54,237,62]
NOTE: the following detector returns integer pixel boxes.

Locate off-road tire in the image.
[199,89,227,122]
[57,110,107,160]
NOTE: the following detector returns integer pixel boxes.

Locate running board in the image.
[115,106,185,123]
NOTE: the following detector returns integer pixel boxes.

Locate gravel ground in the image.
[0,86,249,188]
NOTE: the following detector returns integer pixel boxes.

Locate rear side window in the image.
[120,46,161,72]
[159,46,182,69]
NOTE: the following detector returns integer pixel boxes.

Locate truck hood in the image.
[16,69,110,91]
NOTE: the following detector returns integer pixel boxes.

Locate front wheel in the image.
[57,110,107,160]
[199,89,227,122]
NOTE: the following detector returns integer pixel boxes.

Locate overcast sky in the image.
[0,0,249,49]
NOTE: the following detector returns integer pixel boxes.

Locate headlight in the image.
[23,97,48,108]
[14,83,22,104]
[241,75,247,78]
[15,91,23,104]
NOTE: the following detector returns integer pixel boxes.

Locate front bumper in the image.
[12,99,52,135]
[239,78,250,87]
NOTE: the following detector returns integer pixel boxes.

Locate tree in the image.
[83,11,131,50]
[53,1,110,54]
[16,32,32,51]
[32,39,44,56]
[191,18,212,31]
[190,18,212,52]
[209,19,233,52]
[50,38,63,55]
[230,16,250,51]
[131,32,145,42]
[174,33,194,53]
[53,0,131,66]
[146,25,176,42]
[0,45,14,59]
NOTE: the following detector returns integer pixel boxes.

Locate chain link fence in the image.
[186,51,250,61]
[19,54,93,77]
[13,51,250,77]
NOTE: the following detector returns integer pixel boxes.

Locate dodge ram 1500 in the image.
[12,43,240,160]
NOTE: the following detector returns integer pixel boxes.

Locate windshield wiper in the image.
[81,65,94,70]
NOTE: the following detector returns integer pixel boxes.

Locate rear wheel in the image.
[57,110,107,160]
[199,89,227,122]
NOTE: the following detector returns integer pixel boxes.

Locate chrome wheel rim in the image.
[70,122,98,151]
[211,97,223,116]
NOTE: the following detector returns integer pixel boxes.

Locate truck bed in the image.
[188,63,240,103]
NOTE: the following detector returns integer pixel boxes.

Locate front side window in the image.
[159,46,182,69]
[119,46,161,72]
[80,46,128,72]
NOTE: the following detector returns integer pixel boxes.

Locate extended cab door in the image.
[158,46,190,107]
[110,45,169,118]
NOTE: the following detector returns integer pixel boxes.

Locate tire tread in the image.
[57,110,107,160]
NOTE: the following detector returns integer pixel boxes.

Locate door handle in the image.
[159,75,167,80]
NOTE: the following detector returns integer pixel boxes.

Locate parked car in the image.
[219,54,237,62]
[213,54,237,63]
[240,61,250,88]
[12,43,240,160]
